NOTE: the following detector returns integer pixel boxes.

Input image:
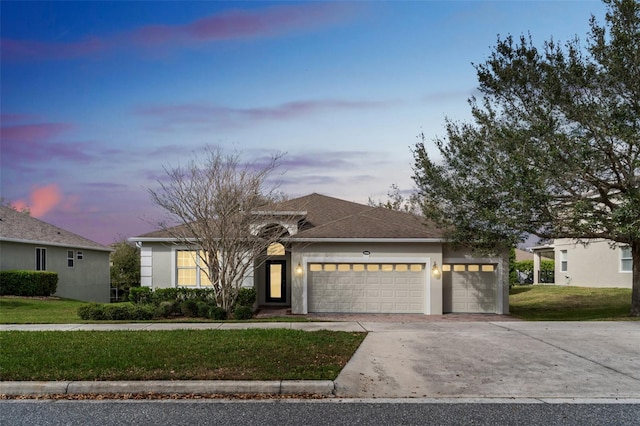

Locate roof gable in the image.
[0,206,111,251]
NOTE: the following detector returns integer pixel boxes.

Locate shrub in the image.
[197,301,212,318]
[153,288,178,304]
[235,287,257,308]
[128,287,152,304]
[77,303,106,320]
[0,270,58,296]
[77,303,154,320]
[154,301,177,318]
[209,306,227,320]
[179,299,199,317]
[233,305,253,320]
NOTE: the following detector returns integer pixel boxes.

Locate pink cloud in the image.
[2,3,357,62]
[13,184,63,217]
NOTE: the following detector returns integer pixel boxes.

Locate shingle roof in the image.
[270,193,444,239]
[134,193,444,240]
[0,206,111,251]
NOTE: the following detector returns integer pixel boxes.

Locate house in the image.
[0,206,111,302]
[130,193,509,315]
[530,238,632,288]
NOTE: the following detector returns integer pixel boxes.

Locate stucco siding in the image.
[0,241,110,302]
[140,243,173,289]
[554,238,632,288]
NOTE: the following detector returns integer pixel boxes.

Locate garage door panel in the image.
[444,266,497,313]
[308,263,425,314]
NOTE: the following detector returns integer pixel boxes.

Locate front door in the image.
[266,260,286,303]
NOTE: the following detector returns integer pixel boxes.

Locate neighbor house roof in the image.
[0,206,111,252]
[134,193,444,241]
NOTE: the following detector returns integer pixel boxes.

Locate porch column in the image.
[533,251,541,285]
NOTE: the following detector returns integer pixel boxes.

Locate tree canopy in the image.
[412,0,640,315]
[110,240,140,294]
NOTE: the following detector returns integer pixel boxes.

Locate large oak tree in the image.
[413,0,640,315]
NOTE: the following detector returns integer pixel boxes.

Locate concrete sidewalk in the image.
[2,321,640,399]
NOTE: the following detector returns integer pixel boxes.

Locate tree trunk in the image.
[631,240,640,317]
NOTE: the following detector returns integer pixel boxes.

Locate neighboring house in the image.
[515,248,533,262]
[0,206,111,302]
[530,238,632,288]
[130,193,509,315]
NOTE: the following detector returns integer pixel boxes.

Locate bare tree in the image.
[148,147,288,312]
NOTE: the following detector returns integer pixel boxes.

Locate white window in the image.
[67,250,74,268]
[620,246,632,272]
[176,250,212,287]
[560,250,568,272]
[35,248,47,271]
[76,251,83,260]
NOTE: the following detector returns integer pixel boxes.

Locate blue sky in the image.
[1,1,607,244]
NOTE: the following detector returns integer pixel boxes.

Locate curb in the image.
[0,380,336,397]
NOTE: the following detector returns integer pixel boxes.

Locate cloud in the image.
[1,121,92,165]
[13,184,63,217]
[138,98,397,131]
[2,3,357,62]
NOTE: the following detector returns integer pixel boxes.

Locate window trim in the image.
[175,249,213,288]
[67,250,74,268]
[76,251,83,260]
[620,246,632,273]
[560,250,568,272]
[35,247,47,271]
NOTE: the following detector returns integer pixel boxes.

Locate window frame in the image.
[620,246,632,273]
[176,250,213,288]
[35,247,47,271]
[560,250,568,272]
[67,250,74,268]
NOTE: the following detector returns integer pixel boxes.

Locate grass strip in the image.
[0,297,87,323]
[509,285,637,321]
[0,329,365,381]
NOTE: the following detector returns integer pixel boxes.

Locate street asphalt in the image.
[1,320,639,401]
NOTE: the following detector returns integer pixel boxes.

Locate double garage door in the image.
[308,263,426,313]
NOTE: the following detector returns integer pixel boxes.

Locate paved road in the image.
[2,399,639,426]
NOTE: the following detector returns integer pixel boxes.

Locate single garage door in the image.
[308,263,426,313]
[443,264,497,313]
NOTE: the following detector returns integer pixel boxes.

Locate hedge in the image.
[77,303,154,321]
[0,270,58,296]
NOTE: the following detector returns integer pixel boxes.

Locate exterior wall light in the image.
[432,261,441,279]
[295,263,303,276]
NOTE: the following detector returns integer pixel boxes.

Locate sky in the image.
[1,0,608,245]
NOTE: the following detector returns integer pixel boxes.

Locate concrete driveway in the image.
[334,321,640,399]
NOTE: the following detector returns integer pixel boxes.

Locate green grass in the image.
[0,329,365,381]
[509,285,638,321]
[0,297,88,323]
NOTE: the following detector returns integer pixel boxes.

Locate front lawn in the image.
[509,285,637,321]
[0,329,365,381]
[0,297,87,323]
